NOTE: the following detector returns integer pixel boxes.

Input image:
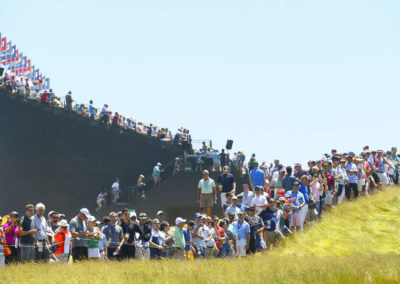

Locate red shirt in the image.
[41,92,48,103]
[214,226,225,249]
[326,172,335,190]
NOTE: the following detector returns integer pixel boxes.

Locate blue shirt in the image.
[225,205,242,219]
[345,162,357,183]
[183,228,192,251]
[217,173,235,193]
[98,233,107,251]
[153,166,160,176]
[233,220,250,240]
[288,190,305,211]
[392,154,400,174]
[298,184,309,204]
[250,167,265,187]
[282,175,296,192]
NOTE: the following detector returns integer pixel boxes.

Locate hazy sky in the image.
[1,0,399,165]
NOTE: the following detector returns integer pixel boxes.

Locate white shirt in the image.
[112,182,119,192]
[251,195,268,216]
[241,191,254,207]
[202,226,215,248]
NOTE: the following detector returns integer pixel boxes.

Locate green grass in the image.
[3,186,400,284]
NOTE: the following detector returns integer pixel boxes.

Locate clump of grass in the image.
[4,186,400,284]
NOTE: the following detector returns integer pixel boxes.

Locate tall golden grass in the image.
[3,186,400,284]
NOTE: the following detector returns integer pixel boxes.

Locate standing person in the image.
[69,208,90,261]
[232,212,250,257]
[298,176,310,232]
[249,161,267,190]
[172,217,186,260]
[202,217,216,258]
[153,162,163,187]
[159,222,175,258]
[112,178,120,203]
[336,160,348,204]
[391,147,400,184]
[3,212,21,264]
[95,188,108,211]
[192,213,204,258]
[20,204,37,262]
[156,211,166,224]
[149,219,165,260]
[118,210,143,260]
[287,182,306,232]
[137,175,146,199]
[33,203,50,263]
[240,184,254,208]
[65,91,73,111]
[103,212,124,260]
[219,149,227,169]
[87,216,102,260]
[183,221,195,260]
[225,196,242,219]
[245,207,264,254]
[217,166,236,209]
[251,186,268,216]
[0,217,6,268]
[53,219,71,263]
[377,150,389,185]
[282,166,296,192]
[345,153,359,200]
[97,221,108,260]
[137,213,152,260]
[270,170,285,199]
[294,163,309,180]
[197,170,217,216]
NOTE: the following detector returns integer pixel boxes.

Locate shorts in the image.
[378,172,389,185]
[88,248,100,258]
[200,193,214,208]
[310,208,318,217]
[325,191,333,205]
[371,172,380,183]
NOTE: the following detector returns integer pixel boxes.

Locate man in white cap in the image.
[172,217,186,259]
[153,162,163,187]
[69,208,90,261]
[197,170,217,216]
[156,211,166,223]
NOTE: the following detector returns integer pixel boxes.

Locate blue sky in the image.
[1,0,399,165]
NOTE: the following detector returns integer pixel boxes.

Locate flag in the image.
[41,76,46,90]
[18,56,26,73]
[45,78,50,90]
[12,49,18,62]
[24,59,31,72]
[0,36,6,51]
[5,42,12,62]
[34,68,39,80]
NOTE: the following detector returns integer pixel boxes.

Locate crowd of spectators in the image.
[1,145,399,266]
[0,73,191,148]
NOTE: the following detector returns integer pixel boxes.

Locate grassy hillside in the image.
[4,186,400,284]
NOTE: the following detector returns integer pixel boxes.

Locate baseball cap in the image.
[278,190,285,197]
[253,160,259,165]
[59,219,68,227]
[203,170,209,175]
[254,186,260,191]
[10,211,19,217]
[157,210,165,216]
[294,163,301,167]
[194,213,202,218]
[80,208,90,218]
[279,197,286,202]
[87,216,96,222]
[348,151,355,156]
[293,181,299,186]
[139,213,148,219]
[157,162,162,166]
[175,217,187,225]
[232,195,238,200]
[130,212,137,218]
[187,220,196,227]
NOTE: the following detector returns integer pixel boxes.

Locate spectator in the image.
[87,216,102,260]
[249,161,267,190]
[217,166,236,209]
[282,166,296,192]
[172,217,186,260]
[65,91,73,111]
[251,186,268,216]
[225,196,241,219]
[173,158,180,176]
[53,219,71,263]
[288,182,306,231]
[245,207,264,254]
[270,170,285,199]
[156,211,166,223]
[95,188,108,212]
[232,212,250,257]
[89,100,96,119]
[137,174,146,199]
[149,218,165,260]
[3,211,20,264]
[33,203,50,263]
[152,162,163,187]
[183,220,195,260]
[111,178,120,203]
[103,212,124,260]
[191,213,204,258]
[159,222,175,258]
[345,153,359,200]
[219,149,227,169]
[240,184,254,208]
[20,204,37,262]
[0,217,6,268]
[69,208,90,261]
[137,213,152,260]
[197,170,217,216]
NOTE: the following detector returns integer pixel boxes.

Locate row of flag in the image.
[0,32,50,90]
